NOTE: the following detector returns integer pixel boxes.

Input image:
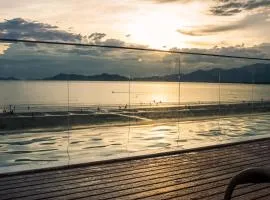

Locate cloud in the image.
[88,33,106,41]
[0,18,158,78]
[101,39,125,46]
[210,0,270,16]
[161,43,270,73]
[0,42,167,79]
[0,18,134,59]
[1,40,270,79]
[150,0,193,3]
[0,18,82,42]
[178,23,246,36]
[177,12,270,36]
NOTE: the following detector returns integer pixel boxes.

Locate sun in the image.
[127,12,188,49]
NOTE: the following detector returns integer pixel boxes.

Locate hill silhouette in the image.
[3,63,270,83]
[135,63,270,83]
[0,77,19,81]
[44,73,129,81]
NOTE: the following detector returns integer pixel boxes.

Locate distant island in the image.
[42,63,270,84]
[2,63,270,84]
[44,73,129,81]
[0,77,19,81]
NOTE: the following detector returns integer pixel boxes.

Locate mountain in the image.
[2,63,270,83]
[0,77,19,80]
[44,73,129,81]
[181,63,270,83]
[134,63,270,84]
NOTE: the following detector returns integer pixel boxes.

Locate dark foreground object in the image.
[1,138,270,200]
[225,167,270,200]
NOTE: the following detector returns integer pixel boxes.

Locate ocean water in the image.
[0,81,269,112]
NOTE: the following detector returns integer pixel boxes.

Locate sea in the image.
[0,81,269,111]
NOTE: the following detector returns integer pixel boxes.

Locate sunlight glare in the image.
[127,12,187,49]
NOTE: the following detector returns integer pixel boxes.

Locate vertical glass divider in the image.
[251,69,255,114]
[127,75,131,154]
[129,75,131,110]
[218,71,221,132]
[66,75,71,164]
[177,54,181,147]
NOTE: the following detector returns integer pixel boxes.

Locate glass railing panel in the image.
[126,52,181,153]
[173,54,222,148]
[56,46,132,163]
[1,40,270,173]
[216,59,270,143]
[0,42,74,171]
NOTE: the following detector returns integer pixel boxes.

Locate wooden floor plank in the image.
[1,139,267,183]
[38,162,264,200]
[2,148,268,198]
[69,159,270,200]
[4,157,268,200]
[1,140,267,188]
[0,138,269,200]
[3,149,270,198]
[233,186,270,200]
[1,143,267,194]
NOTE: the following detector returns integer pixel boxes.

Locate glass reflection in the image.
[0,42,270,172]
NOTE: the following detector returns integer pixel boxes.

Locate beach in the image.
[1,101,270,132]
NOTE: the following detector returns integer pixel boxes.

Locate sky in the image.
[0,0,270,78]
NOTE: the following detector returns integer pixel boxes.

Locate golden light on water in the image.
[0,44,9,55]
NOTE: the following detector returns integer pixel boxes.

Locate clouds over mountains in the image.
[0,18,270,79]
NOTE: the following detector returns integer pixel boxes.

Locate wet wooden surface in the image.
[1,138,270,200]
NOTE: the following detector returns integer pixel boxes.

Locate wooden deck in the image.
[1,138,270,200]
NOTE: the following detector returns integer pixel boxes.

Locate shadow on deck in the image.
[1,138,270,200]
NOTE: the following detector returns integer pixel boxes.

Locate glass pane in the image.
[1,40,270,173]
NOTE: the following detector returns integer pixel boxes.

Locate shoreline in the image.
[1,101,270,132]
[1,78,270,85]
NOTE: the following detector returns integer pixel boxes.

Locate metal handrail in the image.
[1,38,270,61]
